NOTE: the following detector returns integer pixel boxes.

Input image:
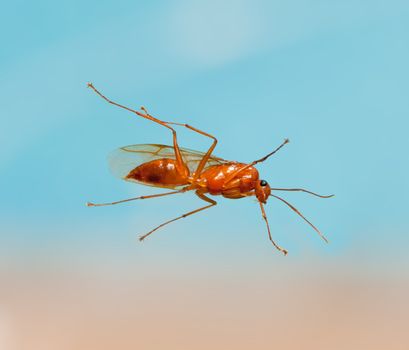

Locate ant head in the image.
[255,179,271,204]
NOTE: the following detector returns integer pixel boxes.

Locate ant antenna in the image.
[270,188,334,199]
[270,193,329,243]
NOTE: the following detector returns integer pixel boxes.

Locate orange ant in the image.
[86,83,333,255]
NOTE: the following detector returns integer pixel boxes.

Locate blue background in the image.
[1,1,408,348]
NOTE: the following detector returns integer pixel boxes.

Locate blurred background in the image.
[1,0,408,349]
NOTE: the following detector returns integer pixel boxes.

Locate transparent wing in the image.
[108,144,228,182]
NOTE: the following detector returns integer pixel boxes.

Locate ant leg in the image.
[140,106,150,115]
[252,138,289,165]
[259,201,288,255]
[86,188,186,207]
[87,83,186,174]
[139,191,217,241]
[161,121,218,179]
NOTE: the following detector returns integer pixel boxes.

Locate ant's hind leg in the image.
[162,121,218,179]
[87,83,187,173]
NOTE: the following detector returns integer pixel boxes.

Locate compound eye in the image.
[260,180,268,187]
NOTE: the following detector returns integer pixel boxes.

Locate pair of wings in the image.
[108,144,229,184]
